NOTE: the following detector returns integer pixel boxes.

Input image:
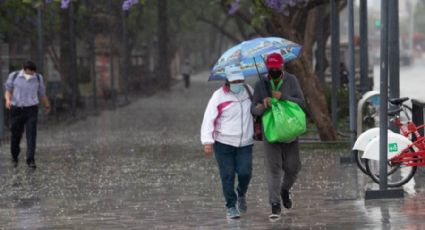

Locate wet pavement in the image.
[1,73,425,229]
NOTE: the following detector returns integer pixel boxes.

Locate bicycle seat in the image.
[389,97,409,105]
[388,108,403,116]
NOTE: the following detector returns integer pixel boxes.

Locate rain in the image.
[1,0,425,229]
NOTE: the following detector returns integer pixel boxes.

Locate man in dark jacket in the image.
[251,53,305,219]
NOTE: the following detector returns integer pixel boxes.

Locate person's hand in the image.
[5,100,11,110]
[272,91,282,99]
[44,105,51,114]
[256,103,264,110]
[204,144,213,157]
[263,97,272,108]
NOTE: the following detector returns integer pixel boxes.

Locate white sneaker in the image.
[226,207,240,219]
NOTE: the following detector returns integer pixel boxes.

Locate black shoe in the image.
[27,160,37,169]
[12,157,18,168]
[281,189,293,209]
[269,203,281,219]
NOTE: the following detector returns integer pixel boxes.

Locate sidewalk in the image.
[0,72,425,229]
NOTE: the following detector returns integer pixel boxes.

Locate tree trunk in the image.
[273,10,338,140]
[217,0,340,140]
[303,8,317,64]
[287,56,338,140]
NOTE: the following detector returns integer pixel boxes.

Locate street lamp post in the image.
[87,0,97,110]
[359,0,368,94]
[109,0,116,108]
[365,0,404,200]
[0,41,4,139]
[69,1,77,117]
[347,0,357,153]
[378,0,389,192]
[389,0,400,133]
[122,10,129,103]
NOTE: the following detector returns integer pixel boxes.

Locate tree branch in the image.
[219,0,268,36]
[234,17,248,39]
[196,15,242,43]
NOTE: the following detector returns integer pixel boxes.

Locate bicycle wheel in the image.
[356,149,400,176]
[365,150,417,187]
[354,150,370,175]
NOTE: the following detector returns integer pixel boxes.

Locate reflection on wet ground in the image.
[1,73,425,229]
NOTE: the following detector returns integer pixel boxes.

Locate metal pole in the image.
[110,44,115,107]
[359,0,368,93]
[109,0,115,107]
[379,0,389,190]
[90,18,97,109]
[0,41,8,139]
[0,50,4,138]
[389,0,400,133]
[122,10,129,103]
[69,1,78,117]
[331,0,340,128]
[37,6,44,74]
[348,0,357,150]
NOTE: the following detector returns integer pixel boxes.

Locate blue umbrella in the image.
[209,37,302,81]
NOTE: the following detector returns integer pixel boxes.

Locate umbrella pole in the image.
[253,57,270,97]
[253,57,262,81]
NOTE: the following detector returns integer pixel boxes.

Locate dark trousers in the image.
[214,141,253,208]
[183,74,190,88]
[10,105,38,161]
[263,139,301,205]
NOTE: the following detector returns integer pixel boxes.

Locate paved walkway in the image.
[1,72,425,229]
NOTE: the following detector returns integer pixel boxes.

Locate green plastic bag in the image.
[262,98,306,143]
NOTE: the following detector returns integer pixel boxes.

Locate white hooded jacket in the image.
[200,85,254,147]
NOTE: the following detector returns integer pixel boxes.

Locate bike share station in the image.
[338,0,425,200]
[355,92,425,199]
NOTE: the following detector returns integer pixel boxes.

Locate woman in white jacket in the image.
[200,66,254,219]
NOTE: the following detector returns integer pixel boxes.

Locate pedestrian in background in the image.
[4,60,51,168]
[251,53,305,219]
[340,62,349,87]
[182,58,192,89]
[200,65,254,219]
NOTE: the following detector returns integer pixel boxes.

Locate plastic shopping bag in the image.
[262,98,306,143]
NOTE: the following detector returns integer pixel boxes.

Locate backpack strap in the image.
[244,84,253,101]
[11,71,19,84]
[36,74,41,83]
[12,71,42,91]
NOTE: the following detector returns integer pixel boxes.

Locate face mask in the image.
[230,83,244,94]
[269,69,282,79]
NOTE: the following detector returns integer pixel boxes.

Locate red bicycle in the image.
[364,97,425,187]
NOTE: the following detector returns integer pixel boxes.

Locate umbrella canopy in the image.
[209,37,302,81]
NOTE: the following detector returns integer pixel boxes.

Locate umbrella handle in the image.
[253,57,271,98]
[253,57,261,80]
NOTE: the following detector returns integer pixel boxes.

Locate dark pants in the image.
[263,139,301,205]
[214,141,253,208]
[10,105,38,162]
[183,74,190,88]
